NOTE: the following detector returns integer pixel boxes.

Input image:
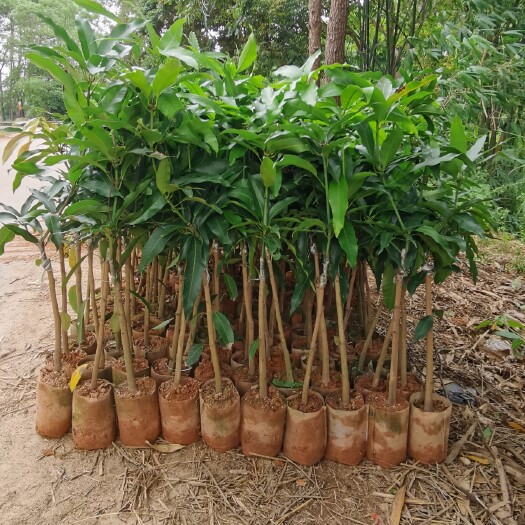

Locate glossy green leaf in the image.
[382,262,395,310]
[138,225,179,273]
[72,0,120,22]
[380,129,403,168]
[413,315,434,342]
[186,343,203,366]
[68,285,79,314]
[450,115,467,153]
[158,19,186,52]
[223,274,238,301]
[212,312,234,345]
[277,154,317,175]
[338,222,358,268]
[182,238,208,318]
[0,226,15,255]
[152,58,181,97]
[248,340,259,359]
[260,157,276,189]
[238,33,257,72]
[328,176,349,237]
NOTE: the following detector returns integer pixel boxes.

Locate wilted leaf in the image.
[508,421,525,433]
[465,454,490,465]
[69,364,88,391]
[147,441,185,453]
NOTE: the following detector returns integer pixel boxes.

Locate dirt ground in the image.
[0,135,524,525]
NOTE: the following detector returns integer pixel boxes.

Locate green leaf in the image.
[68,285,79,315]
[64,199,108,217]
[129,191,167,225]
[237,33,257,72]
[260,157,276,189]
[126,70,152,98]
[44,214,62,249]
[130,290,152,313]
[182,238,208,318]
[60,312,72,332]
[328,176,349,237]
[338,222,358,268]
[223,274,238,301]
[156,158,172,194]
[451,213,485,237]
[186,343,203,366]
[290,270,312,315]
[158,19,186,52]
[380,129,403,168]
[72,0,120,22]
[152,58,182,97]
[152,318,173,331]
[3,224,38,245]
[272,378,303,388]
[450,115,467,153]
[277,154,317,175]
[382,263,395,310]
[248,340,259,359]
[413,315,434,342]
[0,226,16,255]
[494,329,521,340]
[138,225,179,273]
[212,312,234,345]
[109,312,120,333]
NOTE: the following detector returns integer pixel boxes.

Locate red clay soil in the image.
[195,360,233,382]
[39,367,69,388]
[200,379,238,408]
[243,386,285,412]
[152,357,172,375]
[366,391,409,412]
[233,365,257,383]
[159,377,200,401]
[312,369,342,389]
[413,397,450,413]
[113,357,149,373]
[75,379,112,399]
[288,392,324,413]
[115,377,156,400]
[355,374,386,392]
[326,391,365,411]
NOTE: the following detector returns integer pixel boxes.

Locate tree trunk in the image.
[308,0,322,68]
[325,0,350,65]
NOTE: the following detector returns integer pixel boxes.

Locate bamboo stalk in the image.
[335,273,350,404]
[41,243,62,372]
[91,261,109,390]
[241,245,255,375]
[58,246,68,352]
[88,243,99,336]
[173,299,187,388]
[169,270,183,368]
[387,272,404,405]
[75,239,84,343]
[258,256,268,399]
[372,316,394,388]
[109,249,136,391]
[343,267,358,333]
[399,286,407,387]
[212,241,220,313]
[301,281,325,404]
[265,250,293,383]
[424,272,434,412]
[202,271,222,394]
[358,301,384,371]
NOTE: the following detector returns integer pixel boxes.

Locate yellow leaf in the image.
[68,247,77,269]
[507,421,525,433]
[146,441,185,453]
[69,364,88,391]
[465,454,490,465]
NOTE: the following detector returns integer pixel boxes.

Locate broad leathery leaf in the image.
[338,222,358,268]
[72,0,120,22]
[129,191,167,225]
[328,176,349,237]
[272,378,303,388]
[68,285,79,314]
[126,70,152,98]
[212,312,234,346]
[182,238,208,318]
[260,157,276,189]
[64,199,109,217]
[156,158,172,194]
[290,270,312,315]
[138,225,179,273]
[248,340,259,359]
[223,274,238,300]
[382,262,395,310]
[413,315,434,342]
[152,58,181,97]
[450,115,467,153]
[186,343,203,366]
[0,226,15,255]
[277,154,316,175]
[69,364,89,392]
[466,135,486,162]
[130,291,152,313]
[152,318,173,331]
[238,33,257,72]
[44,213,62,249]
[380,129,403,168]
[451,213,485,237]
[60,312,72,331]
[158,19,186,52]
